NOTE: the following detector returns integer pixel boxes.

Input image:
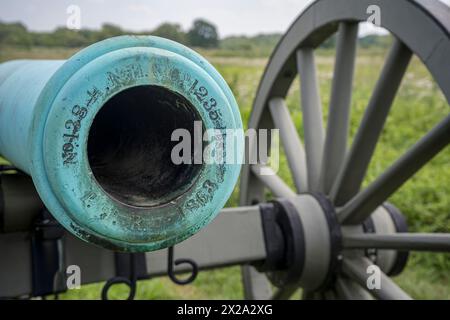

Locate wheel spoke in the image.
[323,290,336,300]
[335,277,374,300]
[342,257,411,300]
[268,97,308,193]
[272,286,298,300]
[296,48,324,191]
[302,291,321,300]
[241,266,273,300]
[339,114,450,224]
[343,233,450,252]
[251,164,296,198]
[331,39,412,205]
[320,22,359,194]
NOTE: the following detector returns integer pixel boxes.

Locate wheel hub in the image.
[256,194,409,293]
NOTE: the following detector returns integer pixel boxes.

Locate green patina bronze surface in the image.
[0,36,243,252]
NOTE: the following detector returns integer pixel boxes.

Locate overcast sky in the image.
[0,0,449,37]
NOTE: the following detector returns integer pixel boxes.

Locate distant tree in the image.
[52,27,88,47]
[151,23,187,44]
[78,29,100,44]
[0,22,32,47]
[188,19,219,48]
[320,35,336,49]
[220,33,281,55]
[98,23,124,40]
[359,34,391,49]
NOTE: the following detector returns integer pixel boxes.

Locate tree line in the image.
[0,18,390,53]
[0,19,220,48]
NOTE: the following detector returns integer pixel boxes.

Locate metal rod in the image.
[342,257,411,300]
[342,233,450,252]
[296,48,324,191]
[251,164,296,198]
[331,39,412,205]
[269,97,308,193]
[339,114,450,224]
[319,22,358,194]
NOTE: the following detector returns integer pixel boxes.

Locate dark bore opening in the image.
[88,85,203,207]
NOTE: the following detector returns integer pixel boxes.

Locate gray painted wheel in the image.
[239,0,450,300]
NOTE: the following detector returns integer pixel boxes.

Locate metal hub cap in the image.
[260,194,408,298]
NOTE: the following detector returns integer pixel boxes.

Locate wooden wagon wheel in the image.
[239,0,450,299]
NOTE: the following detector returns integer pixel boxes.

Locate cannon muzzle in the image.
[0,36,243,252]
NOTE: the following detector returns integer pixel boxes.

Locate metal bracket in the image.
[30,210,66,297]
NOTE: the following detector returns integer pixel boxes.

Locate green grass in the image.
[56,267,244,300]
[1,46,449,299]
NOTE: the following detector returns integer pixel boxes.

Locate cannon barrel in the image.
[0,36,243,252]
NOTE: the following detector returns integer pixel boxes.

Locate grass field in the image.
[0,45,449,299]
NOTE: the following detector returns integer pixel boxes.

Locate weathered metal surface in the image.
[0,36,243,252]
[0,205,264,297]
